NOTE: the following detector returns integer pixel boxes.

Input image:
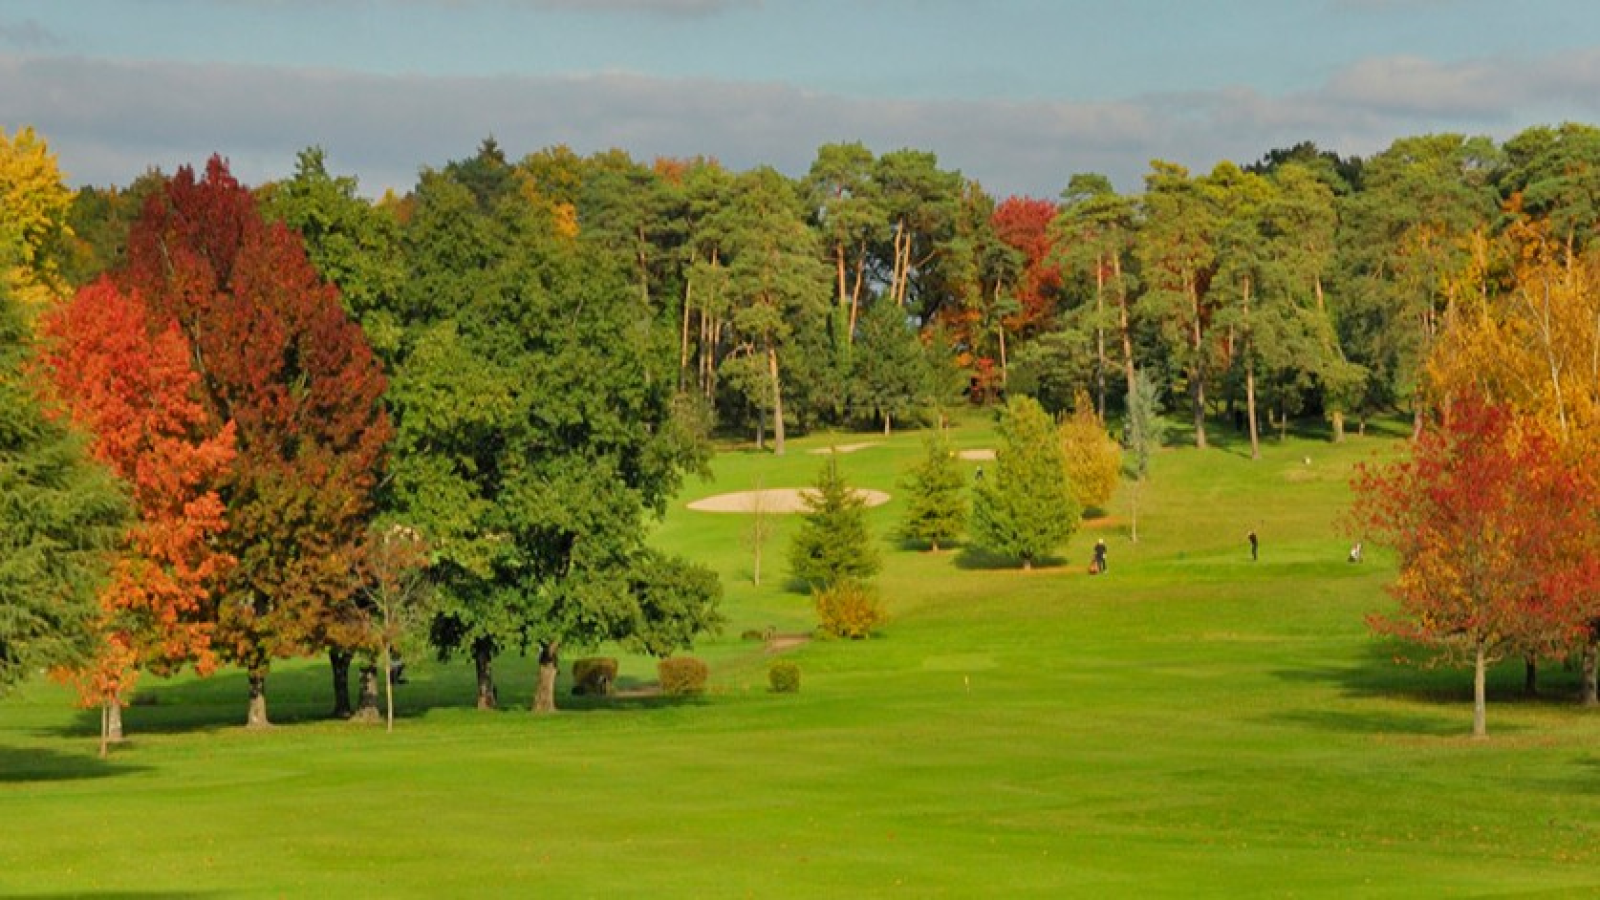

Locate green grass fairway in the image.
[5,412,1600,897]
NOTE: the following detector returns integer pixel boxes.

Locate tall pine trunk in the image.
[1095,256,1107,418]
[768,343,785,456]
[1241,275,1254,458]
[533,642,560,714]
[1115,256,1136,408]
[1189,275,1207,449]
[329,648,353,719]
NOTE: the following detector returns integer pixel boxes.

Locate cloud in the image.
[4,49,1599,200]
[0,18,61,49]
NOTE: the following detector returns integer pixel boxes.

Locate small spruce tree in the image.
[898,428,967,552]
[970,396,1080,569]
[789,454,880,589]
[1122,369,1168,543]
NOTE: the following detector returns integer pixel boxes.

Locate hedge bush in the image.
[571,657,618,696]
[658,656,709,696]
[768,660,801,694]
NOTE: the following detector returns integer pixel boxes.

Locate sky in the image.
[4,0,1600,199]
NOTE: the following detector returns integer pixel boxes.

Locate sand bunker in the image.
[688,488,892,513]
[957,448,996,460]
[807,442,880,454]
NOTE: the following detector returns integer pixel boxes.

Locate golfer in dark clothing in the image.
[1247,529,1258,561]
[1092,539,1107,574]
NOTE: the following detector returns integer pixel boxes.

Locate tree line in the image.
[3,122,1600,740]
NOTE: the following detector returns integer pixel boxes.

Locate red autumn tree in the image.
[38,278,237,753]
[1350,398,1600,738]
[118,156,391,727]
[992,196,1063,335]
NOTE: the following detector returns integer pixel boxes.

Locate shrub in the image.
[814,579,885,640]
[571,657,617,696]
[768,660,801,693]
[658,656,709,696]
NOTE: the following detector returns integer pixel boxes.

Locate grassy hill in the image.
[3,411,1598,897]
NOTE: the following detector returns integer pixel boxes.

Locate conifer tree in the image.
[789,455,880,588]
[0,276,127,693]
[970,395,1079,569]
[898,429,967,552]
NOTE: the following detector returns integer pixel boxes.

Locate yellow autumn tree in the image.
[1426,210,1600,702]
[0,126,75,309]
[1058,390,1121,515]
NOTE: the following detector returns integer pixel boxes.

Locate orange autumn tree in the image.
[39,279,236,753]
[119,157,391,728]
[1350,398,1600,738]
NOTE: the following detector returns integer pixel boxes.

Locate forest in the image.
[3,122,1599,740]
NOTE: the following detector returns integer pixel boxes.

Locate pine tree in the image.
[1122,370,1168,543]
[970,396,1079,569]
[0,276,127,693]
[898,428,967,552]
[789,455,880,588]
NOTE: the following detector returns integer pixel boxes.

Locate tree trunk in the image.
[1332,410,1345,443]
[99,703,110,759]
[835,243,849,312]
[246,667,270,728]
[1114,256,1136,408]
[1129,480,1140,543]
[1524,655,1538,697]
[1190,276,1207,449]
[1243,280,1259,460]
[352,664,380,723]
[329,647,353,719]
[1472,641,1487,739]
[883,412,892,436]
[768,343,785,456]
[533,642,560,714]
[1021,557,1032,572]
[107,691,124,744]
[473,639,497,711]
[383,644,396,733]
[1094,256,1107,419]
[1582,638,1598,707]
[679,270,693,391]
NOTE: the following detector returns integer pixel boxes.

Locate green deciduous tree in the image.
[970,395,1079,569]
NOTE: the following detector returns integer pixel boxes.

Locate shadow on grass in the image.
[52,660,714,736]
[0,746,151,783]
[6,883,224,890]
[1269,639,1588,736]
[952,545,1072,572]
[1267,707,1492,738]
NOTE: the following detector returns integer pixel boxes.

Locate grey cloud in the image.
[0,18,61,49]
[5,50,1600,201]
